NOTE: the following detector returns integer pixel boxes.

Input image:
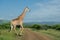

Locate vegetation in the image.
[0,22,60,30]
[0,29,22,40]
[29,24,60,31]
[36,29,60,40]
[31,24,42,30]
[0,22,10,29]
[0,22,60,40]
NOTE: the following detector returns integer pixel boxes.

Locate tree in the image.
[32,24,42,30]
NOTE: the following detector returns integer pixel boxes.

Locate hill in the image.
[0,19,60,25]
[24,22,60,25]
[0,19,9,24]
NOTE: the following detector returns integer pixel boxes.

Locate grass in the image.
[33,29,60,40]
[0,29,22,40]
[0,28,60,40]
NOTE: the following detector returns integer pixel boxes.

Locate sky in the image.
[0,0,60,22]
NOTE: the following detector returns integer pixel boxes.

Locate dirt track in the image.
[16,28,52,40]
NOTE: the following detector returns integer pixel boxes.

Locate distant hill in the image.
[0,19,9,24]
[0,19,60,25]
[24,22,60,25]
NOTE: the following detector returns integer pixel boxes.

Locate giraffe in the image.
[10,7,30,35]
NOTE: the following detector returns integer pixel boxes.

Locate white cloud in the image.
[0,18,4,20]
[27,0,60,22]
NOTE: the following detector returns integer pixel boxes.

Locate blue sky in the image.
[0,0,60,22]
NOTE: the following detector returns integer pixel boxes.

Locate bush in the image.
[52,25,58,29]
[0,22,10,29]
[42,24,50,30]
[51,24,60,30]
[56,24,60,30]
[56,27,60,30]
[31,24,42,30]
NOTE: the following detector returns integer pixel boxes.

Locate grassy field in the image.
[0,29,22,40]
[33,29,60,40]
[0,29,15,40]
[0,29,60,40]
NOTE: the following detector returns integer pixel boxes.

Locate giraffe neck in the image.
[18,8,27,20]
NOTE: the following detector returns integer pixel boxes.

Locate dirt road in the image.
[16,28,52,40]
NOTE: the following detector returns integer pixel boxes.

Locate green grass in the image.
[34,29,60,40]
[0,29,21,40]
[0,28,60,40]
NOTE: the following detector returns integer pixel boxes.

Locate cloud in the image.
[0,18,4,20]
[26,0,60,22]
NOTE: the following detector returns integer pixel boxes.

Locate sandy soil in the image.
[16,28,52,40]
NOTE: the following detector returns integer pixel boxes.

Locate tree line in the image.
[0,22,60,30]
[29,24,60,30]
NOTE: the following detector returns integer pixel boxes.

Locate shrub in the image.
[0,22,10,29]
[42,24,49,30]
[56,27,60,30]
[56,24,60,30]
[31,24,42,30]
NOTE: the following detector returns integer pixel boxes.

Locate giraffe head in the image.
[25,7,30,12]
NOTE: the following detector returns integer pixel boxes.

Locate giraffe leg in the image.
[11,24,13,31]
[9,24,13,32]
[13,25,18,35]
[19,24,24,36]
